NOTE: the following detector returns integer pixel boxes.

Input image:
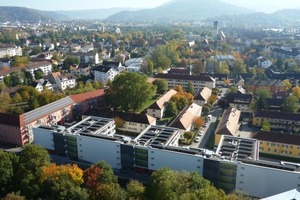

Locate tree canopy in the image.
[107,72,156,112]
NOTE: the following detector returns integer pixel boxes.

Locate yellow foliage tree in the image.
[292,86,300,98]
[40,164,84,185]
[283,80,292,90]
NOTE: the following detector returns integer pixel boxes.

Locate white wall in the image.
[148,148,204,174]
[77,136,121,169]
[236,162,300,198]
[33,128,54,150]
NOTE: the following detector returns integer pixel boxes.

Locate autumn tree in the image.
[292,86,300,98]
[283,80,292,91]
[194,117,205,129]
[173,85,183,92]
[114,117,125,129]
[108,73,156,112]
[208,94,218,105]
[126,180,145,200]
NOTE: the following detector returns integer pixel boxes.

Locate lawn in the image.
[135,95,159,114]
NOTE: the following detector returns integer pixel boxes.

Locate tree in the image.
[224,79,230,86]
[194,117,205,129]
[173,85,183,92]
[192,60,205,75]
[114,117,125,129]
[108,73,156,112]
[157,67,163,74]
[17,145,51,199]
[147,60,154,75]
[184,131,193,140]
[30,46,42,55]
[262,120,271,131]
[232,58,247,75]
[0,150,19,196]
[34,69,44,79]
[126,180,145,200]
[12,93,23,103]
[202,104,211,115]
[283,80,292,91]
[91,183,126,200]
[63,56,79,71]
[292,86,300,98]
[282,95,299,113]
[186,81,195,94]
[208,94,218,105]
[2,192,26,200]
[164,101,178,117]
[153,79,168,94]
[146,168,226,200]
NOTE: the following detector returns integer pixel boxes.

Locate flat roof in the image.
[216,135,258,161]
[134,125,181,148]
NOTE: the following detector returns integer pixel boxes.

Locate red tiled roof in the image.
[70,89,105,103]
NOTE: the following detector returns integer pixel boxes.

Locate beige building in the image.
[147,89,177,119]
[214,108,241,146]
[194,87,212,106]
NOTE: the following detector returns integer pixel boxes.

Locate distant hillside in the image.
[106,0,254,22]
[211,9,300,27]
[0,6,52,22]
[55,8,141,20]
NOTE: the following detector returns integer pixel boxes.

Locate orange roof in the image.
[70,89,105,103]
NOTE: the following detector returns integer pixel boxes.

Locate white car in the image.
[198,131,204,136]
[194,137,201,143]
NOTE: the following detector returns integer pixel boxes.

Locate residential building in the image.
[33,123,300,198]
[25,61,52,77]
[70,64,90,77]
[226,93,253,113]
[31,81,44,92]
[0,89,105,146]
[271,48,300,60]
[55,73,76,90]
[0,46,22,58]
[262,188,300,200]
[252,111,300,132]
[214,108,241,145]
[93,65,118,84]
[245,80,286,95]
[154,74,216,90]
[257,57,272,68]
[68,52,99,64]
[147,89,177,119]
[253,130,300,158]
[169,103,202,132]
[84,110,156,133]
[125,58,143,67]
[194,87,212,106]
[265,98,285,110]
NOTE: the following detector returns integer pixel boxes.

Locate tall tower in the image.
[213,21,219,38]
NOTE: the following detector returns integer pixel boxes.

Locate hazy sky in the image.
[1,0,300,13]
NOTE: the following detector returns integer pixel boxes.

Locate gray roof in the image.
[23,96,74,124]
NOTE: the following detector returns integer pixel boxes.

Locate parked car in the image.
[203,123,208,127]
[198,131,204,136]
[194,137,201,143]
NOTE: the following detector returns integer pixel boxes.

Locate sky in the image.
[1,0,300,13]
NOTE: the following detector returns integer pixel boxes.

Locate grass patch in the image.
[135,96,159,114]
[116,130,140,137]
[259,153,300,163]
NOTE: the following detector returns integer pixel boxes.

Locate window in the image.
[274,149,277,153]
[267,148,271,152]
[290,145,294,149]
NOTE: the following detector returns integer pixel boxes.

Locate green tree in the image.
[282,95,299,113]
[92,80,101,89]
[232,58,247,75]
[10,72,23,87]
[34,69,44,79]
[262,120,271,131]
[126,180,145,200]
[184,131,193,140]
[202,104,211,115]
[30,46,42,55]
[2,192,26,200]
[186,81,195,94]
[0,150,19,196]
[164,101,178,117]
[147,60,154,75]
[191,60,205,75]
[108,73,156,112]
[63,56,79,71]
[12,93,23,103]
[17,145,51,199]
[153,79,168,94]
